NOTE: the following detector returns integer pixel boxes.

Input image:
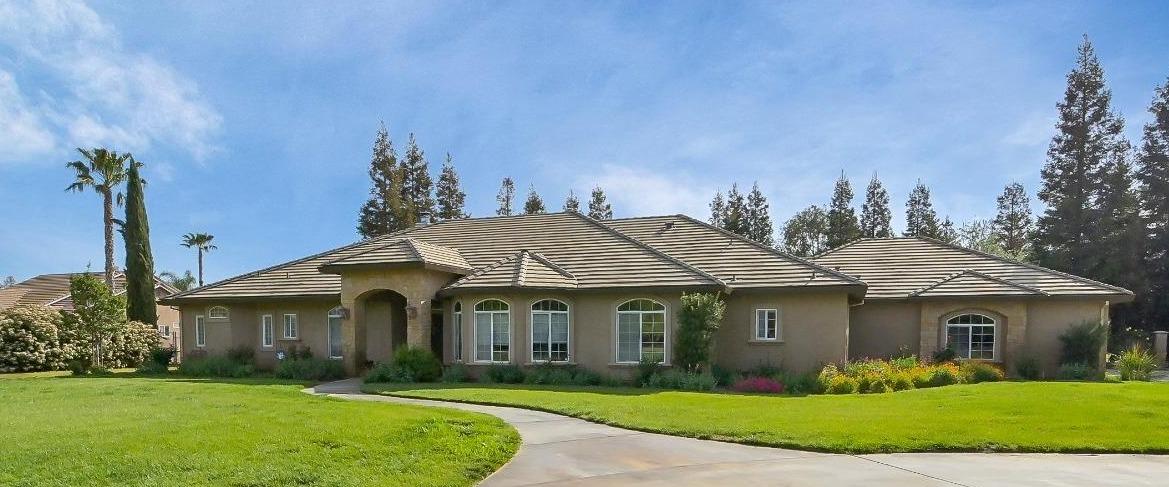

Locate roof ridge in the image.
[444,253,520,290]
[574,212,727,289]
[914,236,1133,296]
[909,268,1048,297]
[515,250,529,286]
[526,251,577,280]
[671,214,866,286]
[165,226,420,300]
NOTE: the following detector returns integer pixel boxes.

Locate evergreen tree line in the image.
[357,124,617,239]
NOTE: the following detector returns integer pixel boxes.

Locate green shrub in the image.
[635,356,662,386]
[226,345,255,365]
[913,364,961,388]
[150,347,176,367]
[931,346,957,363]
[0,305,69,372]
[391,346,442,382]
[484,364,525,384]
[674,292,726,373]
[364,362,414,383]
[524,364,576,385]
[441,363,471,383]
[865,379,890,393]
[1115,346,1158,381]
[1059,321,1107,367]
[782,371,819,395]
[98,321,159,369]
[959,361,1005,384]
[569,367,602,386]
[1056,362,1094,380]
[889,354,919,370]
[645,369,716,391]
[599,374,629,387]
[889,372,915,391]
[178,355,254,378]
[816,363,840,391]
[281,344,313,360]
[826,375,858,394]
[711,364,739,387]
[275,358,345,381]
[1014,356,1042,380]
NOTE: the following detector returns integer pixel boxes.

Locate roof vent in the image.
[664,221,674,230]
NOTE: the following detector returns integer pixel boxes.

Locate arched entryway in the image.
[353,289,408,364]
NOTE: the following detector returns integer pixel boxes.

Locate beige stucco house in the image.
[160,212,1131,377]
[0,272,182,350]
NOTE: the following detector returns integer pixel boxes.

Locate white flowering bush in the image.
[0,306,69,372]
[102,321,159,368]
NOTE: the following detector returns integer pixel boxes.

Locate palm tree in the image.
[181,233,217,287]
[159,270,197,291]
[66,148,131,288]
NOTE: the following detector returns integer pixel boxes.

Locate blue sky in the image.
[1,1,1168,283]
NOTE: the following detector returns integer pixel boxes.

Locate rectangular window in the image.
[755,309,778,340]
[158,324,170,337]
[475,311,510,362]
[947,325,995,360]
[616,313,640,363]
[195,315,206,347]
[261,315,274,348]
[283,314,298,339]
[530,311,570,362]
[453,309,463,361]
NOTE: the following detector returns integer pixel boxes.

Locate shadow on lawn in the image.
[360,381,819,398]
[50,371,312,388]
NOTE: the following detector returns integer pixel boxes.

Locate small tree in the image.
[523,184,546,214]
[68,273,126,369]
[674,292,726,373]
[496,177,515,216]
[587,185,613,219]
[563,190,581,212]
[1059,321,1109,372]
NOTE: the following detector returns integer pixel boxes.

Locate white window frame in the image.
[195,315,206,347]
[207,306,229,320]
[474,299,511,363]
[158,323,170,338]
[261,314,274,348]
[283,313,299,339]
[452,302,463,362]
[327,307,344,359]
[615,299,668,364]
[945,313,996,360]
[754,308,779,341]
[530,299,570,363]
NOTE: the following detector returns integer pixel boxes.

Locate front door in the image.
[430,311,443,359]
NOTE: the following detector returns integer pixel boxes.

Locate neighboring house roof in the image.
[0,272,179,311]
[813,237,1133,301]
[164,212,860,303]
[319,238,473,274]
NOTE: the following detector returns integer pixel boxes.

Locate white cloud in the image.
[0,71,57,159]
[0,0,221,165]
[579,163,714,218]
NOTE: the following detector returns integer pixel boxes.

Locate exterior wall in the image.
[847,301,920,360]
[156,300,182,352]
[715,291,850,373]
[443,289,851,377]
[1026,299,1109,376]
[179,299,340,370]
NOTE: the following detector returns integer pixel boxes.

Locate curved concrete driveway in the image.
[311,379,1168,486]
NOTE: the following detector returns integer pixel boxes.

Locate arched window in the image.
[207,306,229,320]
[475,300,510,363]
[616,299,666,364]
[327,306,344,359]
[946,313,995,360]
[452,302,463,362]
[531,299,569,362]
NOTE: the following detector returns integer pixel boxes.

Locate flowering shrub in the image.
[816,356,999,395]
[731,376,785,394]
[0,306,69,372]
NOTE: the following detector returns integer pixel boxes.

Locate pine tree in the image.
[399,133,435,224]
[826,172,861,248]
[357,123,404,238]
[1094,137,1145,327]
[937,216,959,244]
[587,186,612,220]
[722,183,746,236]
[496,177,515,216]
[1034,36,1127,277]
[709,190,726,228]
[121,158,157,325]
[523,184,546,214]
[1138,78,1169,330]
[958,219,998,253]
[782,205,829,257]
[860,174,894,238]
[993,182,1033,259]
[744,182,774,246]
[563,190,580,213]
[903,180,941,238]
[435,153,468,220]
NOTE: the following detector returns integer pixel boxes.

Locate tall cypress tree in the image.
[722,183,746,236]
[523,184,546,214]
[1138,78,1169,329]
[435,153,468,220]
[357,123,403,238]
[903,180,941,238]
[1034,36,1126,277]
[563,190,581,213]
[399,133,435,224]
[708,190,726,228]
[826,173,861,248]
[496,177,515,216]
[744,182,774,246]
[860,174,894,238]
[782,205,829,257]
[993,182,1033,259]
[587,186,612,220]
[122,158,156,325]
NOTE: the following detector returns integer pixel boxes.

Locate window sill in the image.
[608,362,672,368]
[747,339,784,344]
[279,337,300,342]
[522,361,576,366]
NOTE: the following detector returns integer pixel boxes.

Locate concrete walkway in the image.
[310,379,1169,486]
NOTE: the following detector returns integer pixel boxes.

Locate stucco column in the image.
[1154,331,1168,367]
[405,295,432,349]
[340,295,366,376]
[919,302,939,358]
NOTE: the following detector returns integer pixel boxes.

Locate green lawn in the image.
[0,375,518,486]
[364,381,1169,454]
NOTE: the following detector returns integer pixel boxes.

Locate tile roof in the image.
[813,237,1133,300]
[0,272,177,310]
[319,238,472,274]
[444,250,578,292]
